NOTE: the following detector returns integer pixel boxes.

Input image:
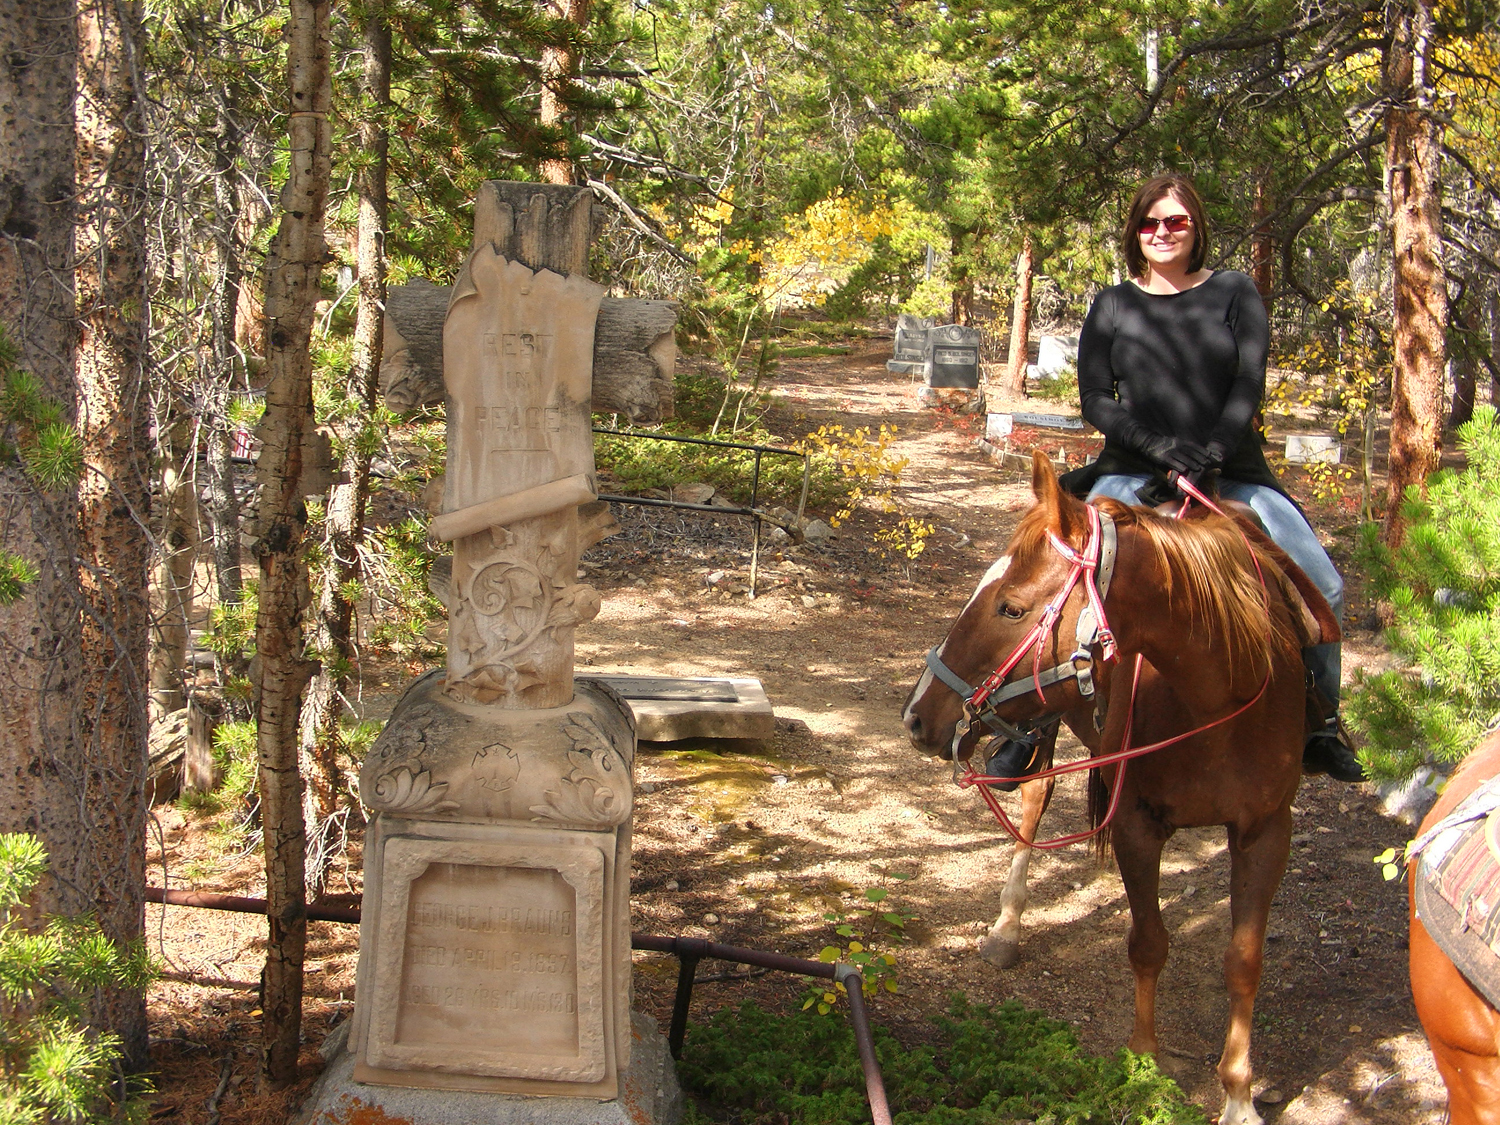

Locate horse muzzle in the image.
[903,697,973,761]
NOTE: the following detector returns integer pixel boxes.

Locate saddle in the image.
[1411,774,1500,1010]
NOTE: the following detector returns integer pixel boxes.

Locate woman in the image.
[989,173,1362,784]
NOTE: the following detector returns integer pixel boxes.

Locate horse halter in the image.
[924,504,1119,760]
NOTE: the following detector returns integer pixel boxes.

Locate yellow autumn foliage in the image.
[759,194,912,308]
[1436,19,1500,180]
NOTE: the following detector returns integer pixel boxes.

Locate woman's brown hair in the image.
[1122,173,1210,278]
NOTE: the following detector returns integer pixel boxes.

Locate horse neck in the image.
[1102,523,1268,712]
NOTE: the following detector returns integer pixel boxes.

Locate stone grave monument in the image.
[297,183,680,1125]
[885,313,934,375]
[916,324,984,413]
[1030,334,1079,383]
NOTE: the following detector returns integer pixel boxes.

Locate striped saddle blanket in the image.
[1412,775,1500,1008]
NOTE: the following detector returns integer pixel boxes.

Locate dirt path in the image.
[144,339,1445,1123]
[591,342,1445,1122]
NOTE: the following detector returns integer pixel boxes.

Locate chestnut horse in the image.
[1410,729,1500,1124]
[904,454,1326,1125]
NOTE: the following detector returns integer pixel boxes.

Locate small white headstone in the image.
[1285,435,1341,464]
[1035,335,1079,380]
[986,413,1014,443]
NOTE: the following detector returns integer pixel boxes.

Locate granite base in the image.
[295,1011,682,1125]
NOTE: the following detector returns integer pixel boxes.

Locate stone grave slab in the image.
[1012,411,1084,431]
[1285,434,1340,463]
[886,313,934,376]
[592,675,775,742]
[923,324,981,388]
[1030,334,1079,381]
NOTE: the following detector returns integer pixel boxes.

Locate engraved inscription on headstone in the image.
[365,836,607,1083]
[894,314,934,361]
[887,313,934,375]
[923,325,981,389]
[433,250,606,708]
[397,865,579,1054]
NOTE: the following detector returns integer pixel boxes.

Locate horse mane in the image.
[1012,496,1296,670]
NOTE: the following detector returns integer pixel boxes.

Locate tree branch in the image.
[585,178,694,264]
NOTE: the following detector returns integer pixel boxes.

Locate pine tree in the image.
[0,833,154,1124]
[1348,405,1500,780]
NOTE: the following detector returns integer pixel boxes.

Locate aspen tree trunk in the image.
[1003,236,1034,396]
[745,60,767,287]
[539,0,591,184]
[299,0,390,856]
[256,0,331,1085]
[75,0,151,1066]
[1382,0,1447,548]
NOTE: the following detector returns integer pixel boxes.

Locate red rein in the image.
[958,476,1272,849]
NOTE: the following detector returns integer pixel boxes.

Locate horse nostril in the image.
[904,713,922,738]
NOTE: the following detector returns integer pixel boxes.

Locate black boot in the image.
[1303,718,1365,782]
[982,737,1046,793]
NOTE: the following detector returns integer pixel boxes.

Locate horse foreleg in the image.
[1215,811,1292,1125]
[1113,812,1170,1056]
[980,774,1056,969]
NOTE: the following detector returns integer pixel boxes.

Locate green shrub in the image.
[678,996,1206,1124]
[203,581,258,664]
[1347,405,1500,780]
[0,833,154,1125]
[593,427,829,507]
[669,366,764,432]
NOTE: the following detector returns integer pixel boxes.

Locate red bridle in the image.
[958,475,1273,849]
[964,503,1118,714]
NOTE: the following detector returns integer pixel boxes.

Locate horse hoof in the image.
[980,937,1021,968]
[1218,1095,1264,1125]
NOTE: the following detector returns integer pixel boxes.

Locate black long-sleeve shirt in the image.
[1074,270,1280,490]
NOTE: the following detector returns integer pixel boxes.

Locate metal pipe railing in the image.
[592,427,811,598]
[146,887,894,1125]
[145,885,360,923]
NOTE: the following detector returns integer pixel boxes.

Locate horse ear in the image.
[1031,450,1061,507]
[1031,450,1085,537]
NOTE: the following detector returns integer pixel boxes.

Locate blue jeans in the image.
[1087,474,1343,709]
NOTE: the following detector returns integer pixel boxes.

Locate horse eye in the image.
[999,602,1025,620]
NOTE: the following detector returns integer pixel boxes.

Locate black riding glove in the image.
[1118,419,1212,475]
[1139,434,1212,475]
[1204,439,1233,471]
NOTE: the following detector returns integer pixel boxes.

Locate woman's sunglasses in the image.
[1138,214,1193,235]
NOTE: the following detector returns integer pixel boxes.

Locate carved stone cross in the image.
[429,185,607,708]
